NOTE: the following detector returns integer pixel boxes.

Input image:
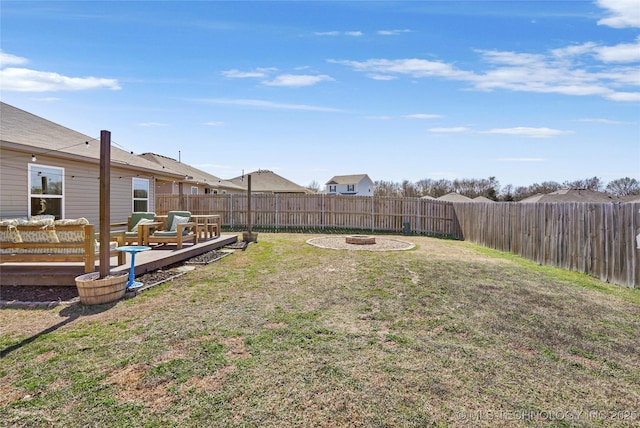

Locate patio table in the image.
[116,245,151,290]
[192,214,221,239]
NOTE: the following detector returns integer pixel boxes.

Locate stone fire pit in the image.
[345,235,376,245]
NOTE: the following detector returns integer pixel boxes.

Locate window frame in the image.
[132,177,150,212]
[28,163,65,219]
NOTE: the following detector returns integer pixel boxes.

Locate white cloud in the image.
[575,118,627,124]
[221,67,277,78]
[204,121,224,126]
[197,98,343,112]
[552,38,640,64]
[404,114,444,119]
[330,58,472,79]
[0,51,28,67]
[0,67,120,92]
[262,74,334,87]
[595,36,640,62]
[428,126,572,138]
[314,31,362,37]
[597,0,640,28]
[428,127,471,133]
[369,74,397,81]
[32,97,62,102]
[0,51,120,92]
[481,127,574,138]
[334,42,639,102]
[605,91,640,101]
[365,115,392,120]
[377,29,411,36]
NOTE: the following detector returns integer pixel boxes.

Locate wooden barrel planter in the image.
[75,272,128,305]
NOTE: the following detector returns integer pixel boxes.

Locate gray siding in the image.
[0,148,157,227]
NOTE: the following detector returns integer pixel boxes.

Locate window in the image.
[191,186,198,195]
[347,184,355,192]
[29,164,64,219]
[132,178,149,212]
[329,185,336,193]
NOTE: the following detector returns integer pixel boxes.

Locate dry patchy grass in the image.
[1,233,639,427]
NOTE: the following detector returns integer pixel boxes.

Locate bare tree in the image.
[563,176,602,191]
[606,177,640,197]
[401,180,420,197]
[374,180,402,197]
[306,180,321,193]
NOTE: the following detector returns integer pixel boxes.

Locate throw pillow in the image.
[17,218,55,227]
[131,217,156,233]
[170,215,190,232]
[0,220,22,243]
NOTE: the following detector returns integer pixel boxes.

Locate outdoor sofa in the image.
[0,216,125,273]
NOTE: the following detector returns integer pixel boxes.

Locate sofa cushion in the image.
[19,227,59,243]
[17,218,55,227]
[54,218,90,226]
[30,215,56,221]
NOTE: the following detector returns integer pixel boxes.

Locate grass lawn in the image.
[1,233,639,427]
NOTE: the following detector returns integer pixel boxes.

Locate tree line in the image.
[369,176,640,201]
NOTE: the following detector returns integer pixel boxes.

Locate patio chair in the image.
[111,212,158,245]
[146,211,198,249]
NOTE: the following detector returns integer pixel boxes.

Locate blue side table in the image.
[116,246,151,290]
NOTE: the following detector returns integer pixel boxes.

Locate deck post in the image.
[99,130,111,278]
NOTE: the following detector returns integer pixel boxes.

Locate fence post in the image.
[371,194,374,232]
[276,193,279,231]
[229,194,233,228]
[322,194,325,229]
[417,198,421,235]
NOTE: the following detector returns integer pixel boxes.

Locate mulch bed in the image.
[1,250,232,303]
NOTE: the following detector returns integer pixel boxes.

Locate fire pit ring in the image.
[345,235,376,245]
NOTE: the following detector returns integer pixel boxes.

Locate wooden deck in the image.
[0,234,238,287]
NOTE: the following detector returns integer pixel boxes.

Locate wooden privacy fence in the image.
[155,194,639,288]
[452,202,639,288]
[156,194,460,237]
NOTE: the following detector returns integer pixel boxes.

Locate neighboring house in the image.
[325,174,374,196]
[0,102,184,226]
[436,193,474,202]
[519,188,623,203]
[228,169,313,194]
[139,153,244,195]
[473,196,496,203]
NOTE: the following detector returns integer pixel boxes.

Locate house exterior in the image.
[139,153,244,195]
[228,169,314,194]
[325,174,374,196]
[519,188,623,203]
[0,102,184,226]
[436,193,474,202]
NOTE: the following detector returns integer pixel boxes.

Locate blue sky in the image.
[1,0,638,190]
